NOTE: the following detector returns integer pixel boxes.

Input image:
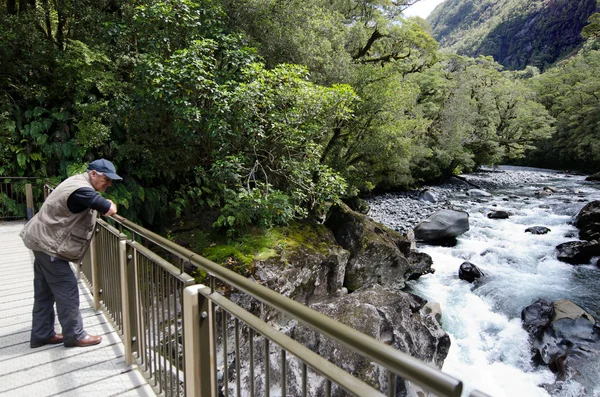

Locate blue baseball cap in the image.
[87,158,123,181]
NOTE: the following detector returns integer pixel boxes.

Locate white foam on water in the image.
[405,169,600,396]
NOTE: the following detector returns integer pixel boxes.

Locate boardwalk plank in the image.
[0,221,154,397]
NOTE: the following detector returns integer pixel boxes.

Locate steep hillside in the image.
[428,0,600,70]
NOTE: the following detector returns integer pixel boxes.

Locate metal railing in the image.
[74,210,491,397]
[0,177,42,220]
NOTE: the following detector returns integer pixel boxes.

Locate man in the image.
[20,158,121,348]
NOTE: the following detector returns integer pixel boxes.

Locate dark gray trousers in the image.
[31,251,87,345]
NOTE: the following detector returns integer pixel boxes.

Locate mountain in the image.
[427,0,600,70]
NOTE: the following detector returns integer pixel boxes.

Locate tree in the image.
[528,49,600,171]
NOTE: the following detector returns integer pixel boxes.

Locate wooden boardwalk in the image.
[0,220,155,397]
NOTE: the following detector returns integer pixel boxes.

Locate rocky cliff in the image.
[428,0,600,70]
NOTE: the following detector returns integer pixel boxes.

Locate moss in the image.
[167,219,333,281]
[275,220,333,256]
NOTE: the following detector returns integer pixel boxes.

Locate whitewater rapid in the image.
[371,167,600,397]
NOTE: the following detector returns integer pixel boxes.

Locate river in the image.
[370,166,600,397]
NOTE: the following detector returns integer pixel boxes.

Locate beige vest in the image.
[20,173,97,261]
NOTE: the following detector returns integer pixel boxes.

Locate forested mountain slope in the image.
[428,0,600,70]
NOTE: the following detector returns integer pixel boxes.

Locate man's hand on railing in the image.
[105,199,118,217]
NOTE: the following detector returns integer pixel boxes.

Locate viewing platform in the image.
[0,221,155,397]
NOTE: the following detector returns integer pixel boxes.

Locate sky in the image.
[403,0,447,19]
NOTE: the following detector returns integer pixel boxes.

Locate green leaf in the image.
[17,152,26,168]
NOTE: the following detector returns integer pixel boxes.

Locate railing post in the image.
[25,183,34,219]
[90,228,101,311]
[183,285,215,397]
[119,233,133,366]
[126,244,138,356]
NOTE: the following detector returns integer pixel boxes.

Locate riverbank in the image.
[367,166,576,235]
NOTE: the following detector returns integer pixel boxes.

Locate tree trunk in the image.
[41,0,53,41]
[56,0,67,50]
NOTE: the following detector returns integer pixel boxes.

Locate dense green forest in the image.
[0,0,599,234]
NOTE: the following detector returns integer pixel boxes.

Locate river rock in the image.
[487,210,510,219]
[254,221,349,305]
[555,240,600,264]
[289,285,451,397]
[467,189,491,198]
[553,299,596,324]
[458,261,485,283]
[413,209,469,242]
[521,299,554,337]
[522,299,600,382]
[325,203,433,292]
[576,200,600,241]
[419,189,438,203]
[525,226,551,235]
[585,172,600,181]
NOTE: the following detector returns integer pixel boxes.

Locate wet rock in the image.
[467,189,492,198]
[576,200,600,241]
[554,299,596,324]
[525,226,551,235]
[522,299,600,382]
[521,299,554,337]
[555,240,600,264]
[414,209,470,241]
[585,172,600,181]
[421,302,443,323]
[458,261,485,283]
[326,203,433,292]
[420,236,458,247]
[487,210,510,219]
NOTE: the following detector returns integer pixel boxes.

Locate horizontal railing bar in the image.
[204,287,387,397]
[111,212,462,397]
[0,177,43,180]
[97,218,124,237]
[128,240,196,285]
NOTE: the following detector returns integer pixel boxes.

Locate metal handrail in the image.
[0,177,43,220]
[32,179,492,397]
[108,214,464,397]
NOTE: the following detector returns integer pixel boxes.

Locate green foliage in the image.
[0,0,580,239]
[527,47,600,171]
[210,63,353,233]
[409,55,554,178]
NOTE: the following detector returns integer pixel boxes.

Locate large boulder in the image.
[576,200,600,241]
[521,299,600,382]
[555,240,600,265]
[289,285,451,397]
[326,203,433,292]
[585,172,600,181]
[413,209,470,242]
[254,221,350,305]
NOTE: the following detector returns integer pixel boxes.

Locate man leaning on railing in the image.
[19,158,121,348]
